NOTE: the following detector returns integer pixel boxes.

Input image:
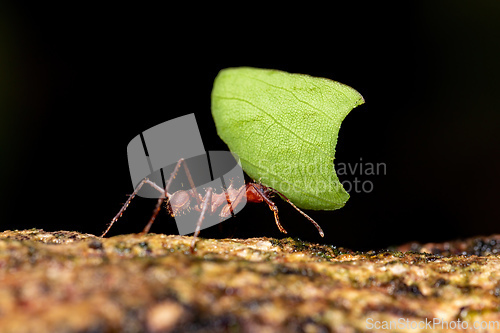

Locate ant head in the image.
[169,190,191,216]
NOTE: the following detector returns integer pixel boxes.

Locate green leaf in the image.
[211,67,364,210]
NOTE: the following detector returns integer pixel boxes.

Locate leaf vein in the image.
[240,73,346,123]
[214,95,332,158]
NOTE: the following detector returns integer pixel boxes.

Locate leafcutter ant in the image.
[102,158,324,251]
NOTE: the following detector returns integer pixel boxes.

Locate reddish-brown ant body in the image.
[102,158,324,250]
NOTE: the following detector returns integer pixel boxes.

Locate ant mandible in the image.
[102,158,324,251]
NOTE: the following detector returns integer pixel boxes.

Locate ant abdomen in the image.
[169,190,192,216]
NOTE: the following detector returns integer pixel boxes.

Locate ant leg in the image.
[181,159,202,207]
[141,157,206,234]
[249,184,288,234]
[219,184,247,218]
[140,158,186,234]
[101,178,166,237]
[270,189,324,237]
[190,187,213,251]
[105,157,206,237]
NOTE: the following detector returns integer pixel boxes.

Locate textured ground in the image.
[1,229,500,332]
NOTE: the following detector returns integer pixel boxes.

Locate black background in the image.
[1,2,499,250]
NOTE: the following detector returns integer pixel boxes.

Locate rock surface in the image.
[1,229,500,332]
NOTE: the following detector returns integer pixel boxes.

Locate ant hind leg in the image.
[101,178,165,237]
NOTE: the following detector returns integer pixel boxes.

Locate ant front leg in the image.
[268,187,324,237]
[248,183,325,237]
[248,183,288,234]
